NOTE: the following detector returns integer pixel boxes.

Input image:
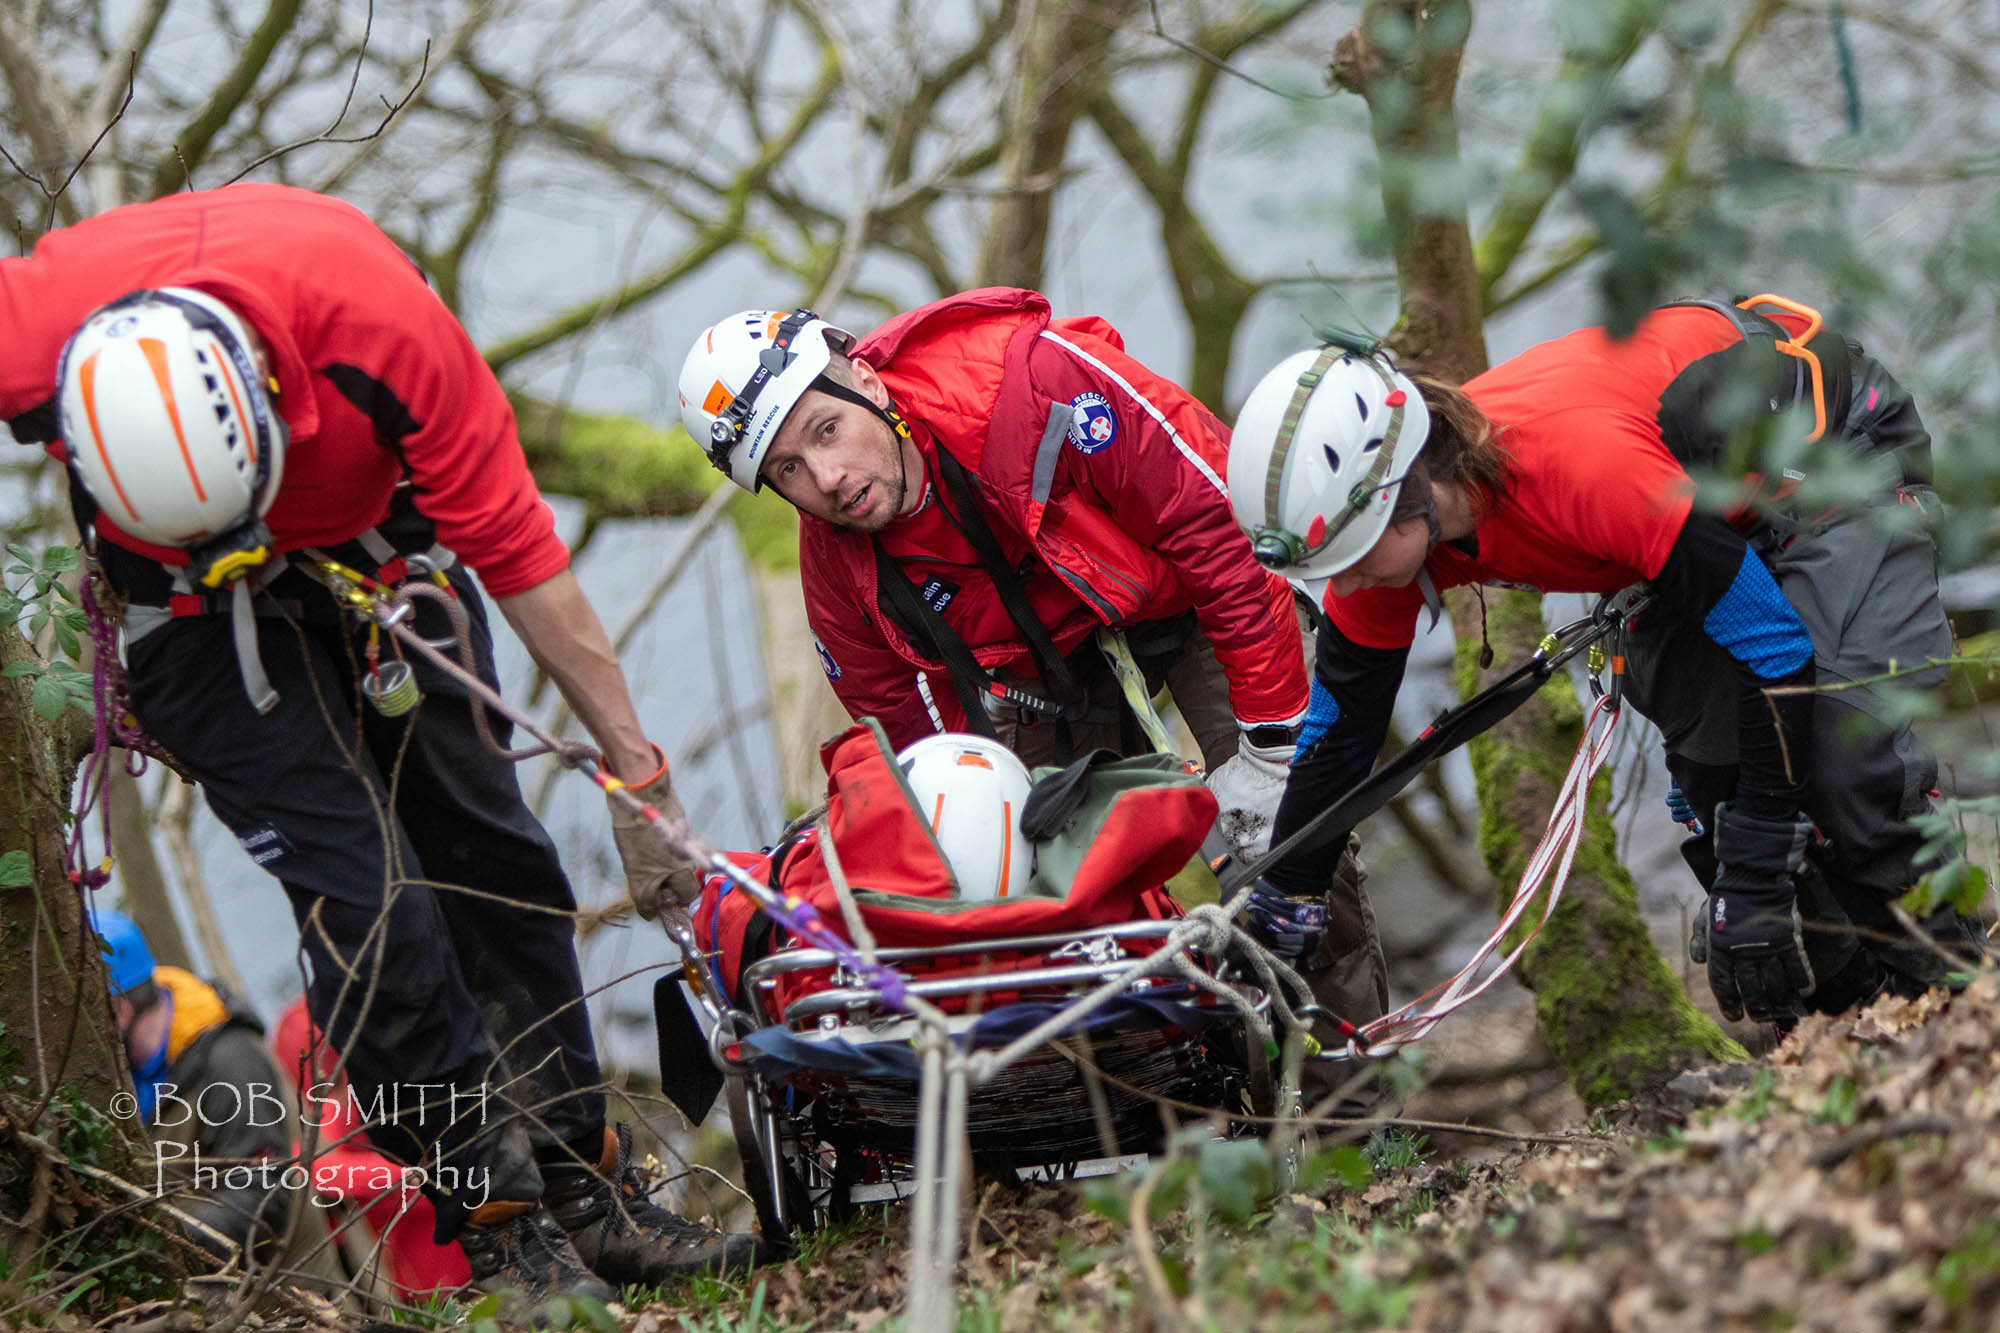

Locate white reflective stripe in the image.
[1037,329,1227,498]
[915,672,946,731]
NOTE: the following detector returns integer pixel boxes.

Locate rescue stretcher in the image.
[652,722,1278,1238]
[651,592,1650,1239]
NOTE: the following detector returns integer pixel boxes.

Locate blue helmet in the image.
[89,907,157,996]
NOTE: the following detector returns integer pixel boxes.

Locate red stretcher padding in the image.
[693,721,1216,1016]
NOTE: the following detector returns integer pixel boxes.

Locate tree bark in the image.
[1330,0,1743,1103]
[973,0,1142,290]
[105,767,192,971]
[0,629,136,1168]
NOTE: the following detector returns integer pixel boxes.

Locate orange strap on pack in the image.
[1736,293,1827,442]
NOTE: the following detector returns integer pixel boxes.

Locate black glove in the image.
[1704,802,1818,1023]
[1243,876,1326,965]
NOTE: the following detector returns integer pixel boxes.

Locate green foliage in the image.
[1815,1076,1860,1128]
[1903,799,2000,919]
[0,850,33,888]
[1297,1142,1375,1194]
[1934,1223,2000,1312]
[1734,1225,1778,1255]
[1366,1128,1432,1172]
[1735,1066,1780,1123]
[1196,1139,1273,1225]
[3,542,93,725]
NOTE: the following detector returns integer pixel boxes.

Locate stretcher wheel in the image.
[726,1070,814,1240]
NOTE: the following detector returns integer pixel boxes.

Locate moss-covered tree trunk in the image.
[1331,0,1742,1103]
[0,627,143,1254]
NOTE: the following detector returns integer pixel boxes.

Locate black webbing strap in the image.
[1219,606,1636,896]
[870,444,1092,749]
[872,538,1004,739]
[930,447,1089,717]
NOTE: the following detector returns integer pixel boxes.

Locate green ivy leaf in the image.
[6,542,34,566]
[39,546,78,572]
[1,660,41,678]
[1196,1138,1272,1226]
[0,851,32,887]
[52,620,80,662]
[32,673,68,721]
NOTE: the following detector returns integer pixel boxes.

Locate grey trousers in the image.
[1622,514,1980,1003]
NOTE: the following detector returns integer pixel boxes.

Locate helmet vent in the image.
[1363,434,1385,453]
[1322,442,1341,474]
[1353,392,1368,419]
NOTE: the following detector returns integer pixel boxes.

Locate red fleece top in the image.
[0,184,567,597]
[1328,307,1774,649]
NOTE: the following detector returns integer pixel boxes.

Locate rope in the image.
[1337,692,1624,1057]
[322,562,1625,1330]
[66,571,171,890]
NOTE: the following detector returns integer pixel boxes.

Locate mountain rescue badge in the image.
[1066,391,1118,454]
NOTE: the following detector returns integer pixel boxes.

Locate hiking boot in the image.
[458,1200,618,1312]
[542,1124,781,1284]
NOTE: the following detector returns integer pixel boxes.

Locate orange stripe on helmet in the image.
[207,336,257,468]
[998,800,1014,898]
[75,351,142,524]
[703,381,733,415]
[137,336,207,503]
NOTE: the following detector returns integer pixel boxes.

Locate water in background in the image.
[137,494,784,1076]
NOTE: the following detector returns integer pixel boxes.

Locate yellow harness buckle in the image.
[199,544,270,588]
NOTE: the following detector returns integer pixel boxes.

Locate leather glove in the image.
[1207,728,1297,860]
[609,746,700,921]
[1243,875,1326,965]
[1704,802,1818,1023]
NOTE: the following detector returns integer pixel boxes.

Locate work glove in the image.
[1664,778,1703,832]
[609,746,700,922]
[1242,875,1326,965]
[1207,728,1297,860]
[1703,802,1818,1023]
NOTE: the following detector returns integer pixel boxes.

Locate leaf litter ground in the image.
[614,972,2000,1331]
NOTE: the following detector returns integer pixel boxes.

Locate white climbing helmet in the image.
[1227,346,1432,581]
[678,308,859,493]
[58,287,285,582]
[897,733,1034,903]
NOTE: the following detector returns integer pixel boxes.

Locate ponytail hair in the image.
[1389,372,1510,525]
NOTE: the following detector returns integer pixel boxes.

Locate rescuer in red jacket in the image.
[2,184,770,1301]
[679,292,1391,1099]
[1229,298,1982,1029]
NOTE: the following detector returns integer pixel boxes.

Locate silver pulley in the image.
[362,659,421,716]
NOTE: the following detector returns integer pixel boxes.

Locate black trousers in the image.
[1623,517,1983,1006]
[122,559,602,1226]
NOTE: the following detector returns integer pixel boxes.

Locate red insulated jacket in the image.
[801,288,1307,748]
[0,184,568,597]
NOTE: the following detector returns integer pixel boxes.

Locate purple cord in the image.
[66,577,161,889]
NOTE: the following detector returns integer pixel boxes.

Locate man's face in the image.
[759,362,913,531]
[1325,515,1433,599]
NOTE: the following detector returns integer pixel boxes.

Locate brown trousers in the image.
[992,612,1391,1110]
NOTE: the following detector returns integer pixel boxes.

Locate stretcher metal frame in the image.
[667,918,1276,1239]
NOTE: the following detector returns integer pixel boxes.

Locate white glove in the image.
[609,746,700,921]
[1206,733,1295,860]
